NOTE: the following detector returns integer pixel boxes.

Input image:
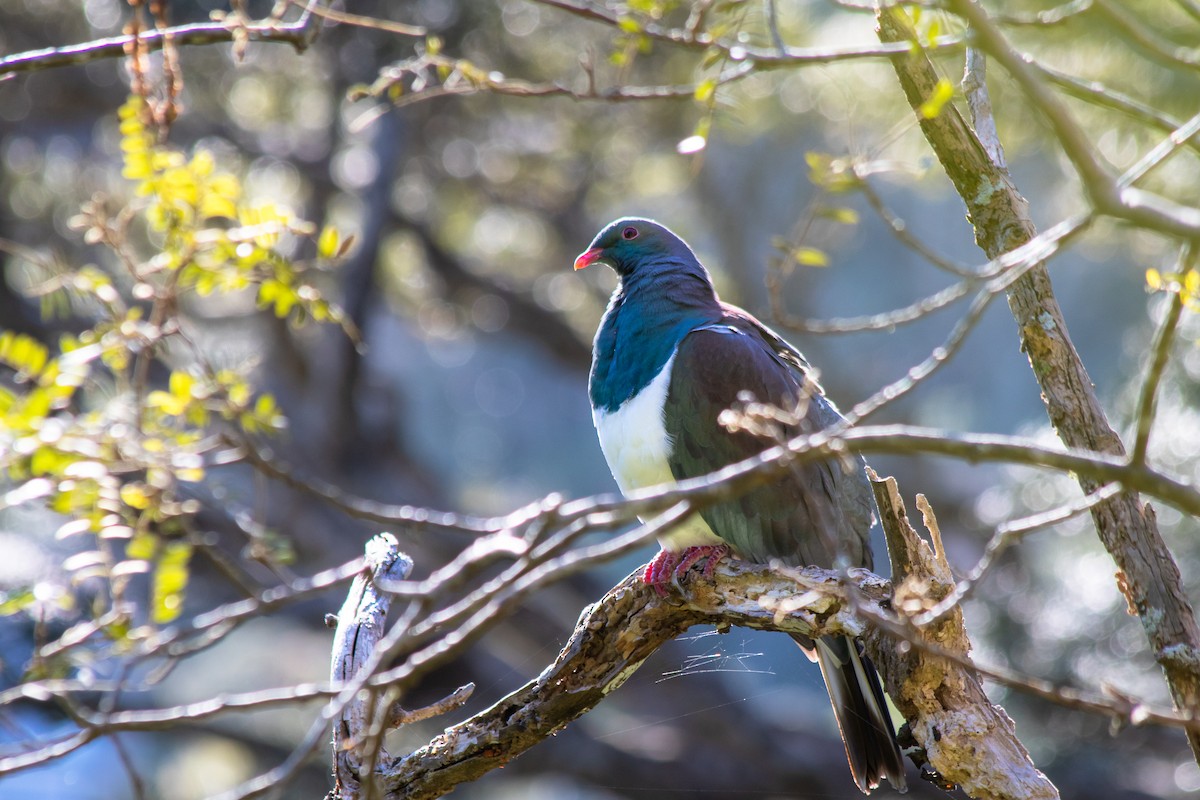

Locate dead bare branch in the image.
[868,472,1058,800]
[330,534,415,800]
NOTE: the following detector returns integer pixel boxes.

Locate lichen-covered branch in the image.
[876,4,1200,761]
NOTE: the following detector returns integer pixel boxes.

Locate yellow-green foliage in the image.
[1146,266,1200,310]
[0,95,350,634]
[118,95,351,324]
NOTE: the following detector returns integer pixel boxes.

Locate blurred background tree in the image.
[1,1,1200,798]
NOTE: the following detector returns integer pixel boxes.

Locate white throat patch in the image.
[594,354,676,495]
[592,353,723,550]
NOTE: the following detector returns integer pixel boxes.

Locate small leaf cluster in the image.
[115,95,355,328]
[1146,266,1200,310]
[761,152,866,271]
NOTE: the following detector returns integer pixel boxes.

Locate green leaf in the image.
[819,206,860,225]
[806,151,832,181]
[126,533,157,560]
[169,370,196,401]
[31,447,70,477]
[317,225,340,259]
[120,483,152,510]
[918,78,954,119]
[274,288,298,318]
[152,541,193,624]
[0,331,50,380]
[694,78,717,103]
[792,247,829,267]
[0,589,36,616]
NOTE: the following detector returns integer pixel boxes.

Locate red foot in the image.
[642,545,731,596]
[675,544,730,579]
[643,549,682,596]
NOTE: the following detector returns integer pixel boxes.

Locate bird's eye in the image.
[621,226,638,240]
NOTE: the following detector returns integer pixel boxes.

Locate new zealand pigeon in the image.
[575,217,907,794]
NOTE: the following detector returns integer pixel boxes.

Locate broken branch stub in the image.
[330,533,414,800]
[867,469,1058,800]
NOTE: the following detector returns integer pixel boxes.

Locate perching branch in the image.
[335,472,1196,799]
[331,479,1059,800]
[377,562,888,799]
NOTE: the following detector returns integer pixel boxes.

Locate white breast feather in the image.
[593,353,724,551]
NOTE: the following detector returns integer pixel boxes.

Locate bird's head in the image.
[573,218,699,278]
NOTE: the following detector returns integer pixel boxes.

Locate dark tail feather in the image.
[799,634,907,794]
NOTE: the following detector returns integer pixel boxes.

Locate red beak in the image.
[573,247,603,271]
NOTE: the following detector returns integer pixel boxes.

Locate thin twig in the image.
[1118,109,1200,188]
[1091,0,1200,71]
[951,0,1200,238]
[772,202,1088,337]
[533,0,967,67]
[843,213,1092,423]
[0,14,315,78]
[1131,248,1190,465]
[112,733,147,800]
[763,281,973,334]
[914,481,1125,625]
[1176,0,1200,24]
[991,0,1094,27]
[387,684,475,727]
[947,0,1114,204]
[148,556,366,661]
[1037,64,1200,160]
[285,0,424,36]
[234,435,496,533]
[859,176,977,278]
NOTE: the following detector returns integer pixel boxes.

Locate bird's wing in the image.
[720,302,818,379]
[663,321,875,569]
